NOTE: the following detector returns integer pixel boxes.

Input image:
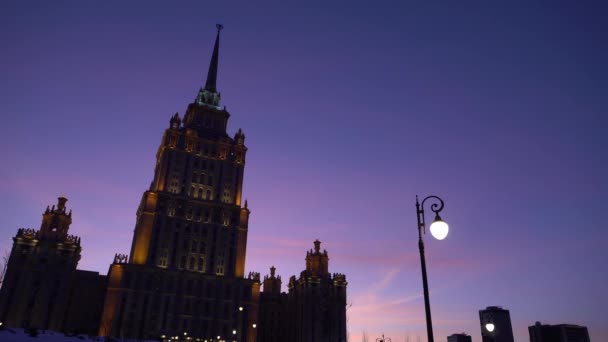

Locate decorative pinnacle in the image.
[314,239,321,253]
[216,23,224,32]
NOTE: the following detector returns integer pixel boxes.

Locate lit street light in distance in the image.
[485,323,495,332]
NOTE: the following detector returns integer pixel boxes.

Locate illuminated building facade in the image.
[98,25,260,341]
[258,240,348,342]
[0,26,348,342]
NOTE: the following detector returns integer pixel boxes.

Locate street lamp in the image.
[376,334,391,342]
[416,195,449,342]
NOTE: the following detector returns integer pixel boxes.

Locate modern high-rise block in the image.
[479,306,515,342]
[448,333,472,342]
[529,321,590,342]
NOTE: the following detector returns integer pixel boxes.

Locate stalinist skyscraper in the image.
[0,25,348,342]
[99,25,260,341]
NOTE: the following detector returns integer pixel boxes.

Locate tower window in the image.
[198,257,205,272]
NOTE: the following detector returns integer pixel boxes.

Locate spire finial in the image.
[204,24,222,93]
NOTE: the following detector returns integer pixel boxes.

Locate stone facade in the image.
[0,26,348,342]
[0,197,106,334]
[258,241,348,342]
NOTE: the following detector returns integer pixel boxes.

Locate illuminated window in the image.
[159,249,168,267]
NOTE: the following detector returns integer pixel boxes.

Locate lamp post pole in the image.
[415,195,447,342]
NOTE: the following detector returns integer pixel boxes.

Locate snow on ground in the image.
[0,328,101,342]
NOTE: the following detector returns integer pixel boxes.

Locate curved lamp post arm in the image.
[416,195,445,236]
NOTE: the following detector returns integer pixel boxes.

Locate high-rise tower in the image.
[98,25,260,341]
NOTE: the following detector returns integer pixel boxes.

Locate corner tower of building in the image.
[0,197,82,330]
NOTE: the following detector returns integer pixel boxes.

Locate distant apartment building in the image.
[529,321,590,342]
[479,306,515,342]
[448,333,472,342]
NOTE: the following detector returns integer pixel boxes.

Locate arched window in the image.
[198,257,205,272]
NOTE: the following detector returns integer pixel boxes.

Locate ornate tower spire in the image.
[204,24,223,93]
[196,24,223,107]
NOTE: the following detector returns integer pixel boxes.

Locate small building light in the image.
[232,330,236,335]
[252,323,257,328]
[238,306,243,311]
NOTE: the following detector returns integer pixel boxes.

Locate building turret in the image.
[305,239,329,278]
[263,266,282,294]
[169,112,181,129]
[39,196,74,241]
[0,196,84,332]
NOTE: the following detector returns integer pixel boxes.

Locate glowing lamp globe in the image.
[485,323,495,332]
[429,215,449,240]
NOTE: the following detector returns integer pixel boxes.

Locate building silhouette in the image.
[479,306,515,342]
[447,333,472,342]
[529,321,590,342]
[0,197,106,334]
[0,26,348,342]
[257,240,348,342]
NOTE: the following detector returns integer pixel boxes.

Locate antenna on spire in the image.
[216,23,224,32]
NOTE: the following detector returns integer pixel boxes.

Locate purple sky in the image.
[1,1,607,341]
